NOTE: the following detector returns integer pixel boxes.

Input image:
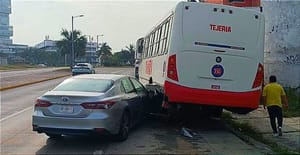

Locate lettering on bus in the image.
[145,60,153,75]
[210,24,231,32]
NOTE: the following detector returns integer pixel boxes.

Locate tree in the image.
[125,44,135,65]
[111,49,132,66]
[16,48,64,66]
[97,42,112,66]
[56,29,87,65]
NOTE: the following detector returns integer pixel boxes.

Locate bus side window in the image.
[165,17,173,55]
[153,31,157,57]
[148,33,153,57]
[143,37,148,58]
[138,40,143,54]
[156,26,162,56]
[164,20,170,55]
[159,23,166,55]
[144,37,149,58]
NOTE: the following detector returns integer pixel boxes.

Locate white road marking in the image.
[0,106,33,122]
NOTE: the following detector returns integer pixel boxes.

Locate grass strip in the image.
[222,112,299,155]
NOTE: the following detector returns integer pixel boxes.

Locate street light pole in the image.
[71,14,84,67]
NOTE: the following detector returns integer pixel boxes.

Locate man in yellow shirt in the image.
[262,75,288,137]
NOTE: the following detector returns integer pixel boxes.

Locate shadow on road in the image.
[35,135,114,155]
[35,115,227,155]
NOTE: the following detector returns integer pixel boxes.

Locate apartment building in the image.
[0,0,13,53]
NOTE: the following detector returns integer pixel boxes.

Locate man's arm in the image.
[262,96,267,109]
[281,95,288,109]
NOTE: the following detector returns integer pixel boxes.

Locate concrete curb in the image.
[223,123,274,154]
[0,74,70,91]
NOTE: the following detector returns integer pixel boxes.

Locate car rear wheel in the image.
[46,133,62,139]
[115,111,130,141]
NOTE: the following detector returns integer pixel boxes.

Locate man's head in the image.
[269,75,277,83]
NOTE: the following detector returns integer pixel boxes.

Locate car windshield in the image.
[53,78,113,93]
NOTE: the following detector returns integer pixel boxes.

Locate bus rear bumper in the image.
[164,81,260,109]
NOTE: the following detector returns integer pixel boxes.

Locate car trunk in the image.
[40,91,105,118]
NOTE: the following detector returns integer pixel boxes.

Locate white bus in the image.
[136,1,265,115]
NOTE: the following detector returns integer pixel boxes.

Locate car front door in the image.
[129,78,148,118]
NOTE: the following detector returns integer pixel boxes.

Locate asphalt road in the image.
[1,67,270,155]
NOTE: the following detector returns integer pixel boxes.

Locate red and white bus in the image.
[136,0,264,115]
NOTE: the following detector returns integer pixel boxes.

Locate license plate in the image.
[211,84,220,89]
[59,105,74,113]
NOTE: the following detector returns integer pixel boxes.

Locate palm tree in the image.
[56,29,87,66]
[97,42,112,66]
[126,44,135,65]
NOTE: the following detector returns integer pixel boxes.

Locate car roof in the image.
[75,63,90,66]
[71,74,129,81]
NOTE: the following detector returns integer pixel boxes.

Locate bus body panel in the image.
[165,2,264,107]
[165,80,260,108]
[176,51,258,92]
[139,55,168,85]
[137,1,265,111]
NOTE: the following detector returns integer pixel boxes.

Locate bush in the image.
[284,87,300,117]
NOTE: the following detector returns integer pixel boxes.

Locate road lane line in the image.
[0,106,33,122]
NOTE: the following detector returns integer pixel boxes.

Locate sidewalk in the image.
[231,105,300,153]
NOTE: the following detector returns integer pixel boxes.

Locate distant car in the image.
[72,63,95,76]
[32,74,149,141]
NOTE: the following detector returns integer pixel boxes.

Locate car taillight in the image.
[252,63,264,88]
[167,54,179,81]
[35,99,52,107]
[81,100,116,109]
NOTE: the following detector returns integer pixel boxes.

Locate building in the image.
[80,41,98,64]
[35,38,99,65]
[0,0,13,53]
[263,0,300,88]
[34,37,58,52]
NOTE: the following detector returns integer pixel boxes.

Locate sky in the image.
[10,0,182,52]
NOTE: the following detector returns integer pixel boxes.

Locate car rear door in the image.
[120,78,140,125]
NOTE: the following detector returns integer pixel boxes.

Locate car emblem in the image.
[61,97,70,103]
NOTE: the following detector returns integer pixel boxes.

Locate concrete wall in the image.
[262,0,300,88]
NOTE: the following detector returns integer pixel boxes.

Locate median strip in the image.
[0,74,70,91]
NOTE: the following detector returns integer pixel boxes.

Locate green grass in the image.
[222,113,298,155]
[284,87,300,117]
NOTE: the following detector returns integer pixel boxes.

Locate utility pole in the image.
[71,14,84,67]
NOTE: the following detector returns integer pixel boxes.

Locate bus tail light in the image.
[252,63,264,88]
[35,99,52,107]
[167,54,179,81]
[81,100,116,109]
